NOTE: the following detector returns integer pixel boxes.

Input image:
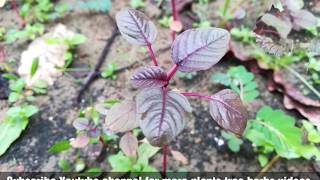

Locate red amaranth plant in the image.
[105,6,248,175]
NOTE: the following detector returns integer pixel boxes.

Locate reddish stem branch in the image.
[147,43,158,66]
[166,64,179,82]
[162,145,167,177]
[11,0,26,27]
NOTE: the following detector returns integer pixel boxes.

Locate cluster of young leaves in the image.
[193,0,211,28]
[305,53,320,85]
[221,131,243,153]
[230,26,255,44]
[0,71,48,156]
[212,66,259,102]
[0,105,38,156]
[130,0,145,10]
[245,106,320,166]
[78,0,112,13]
[5,23,45,44]
[107,8,248,148]
[101,63,118,80]
[3,0,70,44]
[46,34,86,70]
[254,0,318,57]
[108,140,159,173]
[20,0,70,23]
[4,73,48,103]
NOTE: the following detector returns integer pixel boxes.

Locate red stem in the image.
[162,145,167,177]
[166,64,179,81]
[171,0,178,42]
[147,43,158,66]
[0,47,5,63]
[171,0,178,21]
[11,0,26,27]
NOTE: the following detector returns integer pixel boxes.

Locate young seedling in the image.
[106,8,248,173]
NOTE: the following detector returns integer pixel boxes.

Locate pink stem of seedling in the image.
[147,43,158,66]
[11,0,26,27]
[171,0,178,41]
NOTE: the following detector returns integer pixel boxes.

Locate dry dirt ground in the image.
[0,0,314,172]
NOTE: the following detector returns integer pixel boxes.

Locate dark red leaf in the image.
[130,66,167,88]
[209,89,248,136]
[172,28,230,72]
[136,88,192,146]
[116,8,157,46]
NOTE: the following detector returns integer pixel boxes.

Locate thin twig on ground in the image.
[76,28,119,102]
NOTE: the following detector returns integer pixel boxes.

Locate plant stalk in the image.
[147,43,158,66]
[171,0,178,41]
[256,155,281,178]
[162,145,167,177]
[167,64,179,82]
[11,0,26,27]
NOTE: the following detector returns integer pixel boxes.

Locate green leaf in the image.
[24,105,39,118]
[0,119,28,156]
[212,65,259,102]
[8,92,21,103]
[108,152,133,172]
[2,73,18,81]
[48,140,71,154]
[30,58,39,77]
[137,143,159,160]
[9,79,25,93]
[79,168,103,177]
[258,154,269,167]
[130,0,145,9]
[221,131,243,152]
[58,159,71,172]
[104,99,120,108]
[75,159,86,172]
[245,106,320,160]
[302,120,320,143]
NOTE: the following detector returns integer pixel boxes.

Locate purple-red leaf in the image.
[70,134,90,148]
[73,118,89,131]
[290,10,317,30]
[105,99,139,133]
[116,8,157,46]
[130,66,167,88]
[136,88,192,146]
[260,13,292,39]
[255,34,287,57]
[119,132,138,157]
[171,28,230,72]
[209,89,248,136]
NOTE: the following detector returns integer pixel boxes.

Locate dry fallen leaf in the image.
[283,95,320,126]
[171,150,188,165]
